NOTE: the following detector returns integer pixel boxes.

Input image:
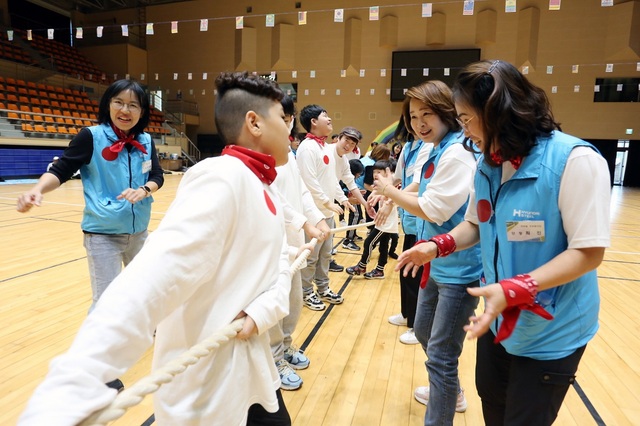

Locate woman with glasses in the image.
[17,79,164,320]
[397,60,610,425]
[372,80,482,426]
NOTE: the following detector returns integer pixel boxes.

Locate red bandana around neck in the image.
[222,145,277,185]
[305,133,327,147]
[490,150,523,170]
[102,123,148,161]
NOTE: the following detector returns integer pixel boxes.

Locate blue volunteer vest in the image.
[399,139,423,236]
[475,131,600,359]
[417,131,482,284]
[80,124,154,234]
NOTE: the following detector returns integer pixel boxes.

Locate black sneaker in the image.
[342,240,360,251]
[354,234,363,241]
[364,269,385,279]
[106,378,125,393]
[329,260,344,272]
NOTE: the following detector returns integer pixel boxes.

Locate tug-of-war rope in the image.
[80,221,374,426]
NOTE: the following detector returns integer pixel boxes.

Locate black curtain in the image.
[623,140,640,187]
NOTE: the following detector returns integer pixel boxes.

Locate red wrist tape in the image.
[494,274,554,343]
[428,233,456,258]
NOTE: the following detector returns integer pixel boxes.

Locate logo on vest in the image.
[512,209,540,219]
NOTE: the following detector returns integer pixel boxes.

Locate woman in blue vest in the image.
[17,80,164,316]
[397,60,611,425]
[373,80,482,426]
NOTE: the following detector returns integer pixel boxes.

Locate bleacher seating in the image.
[0,76,171,138]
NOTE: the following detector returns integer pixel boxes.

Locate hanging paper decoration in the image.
[48,29,54,39]
[380,69,386,77]
[171,21,178,33]
[422,3,433,18]
[522,66,529,74]
[572,65,579,73]
[594,85,600,92]
[266,14,275,27]
[369,6,379,21]
[146,23,154,35]
[386,88,391,95]
[616,84,623,91]
[310,70,316,78]
[173,73,178,80]
[320,89,326,95]
[200,19,208,31]
[506,0,516,13]
[444,68,450,76]
[341,70,346,77]
[155,73,159,80]
[574,85,580,92]
[601,0,613,6]
[304,89,309,95]
[236,16,244,29]
[188,73,193,80]
[76,27,83,39]
[360,69,365,77]
[370,89,375,95]
[121,25,129,36]
[356,89,361,95]
[336,89,341,95]
[292,71,297,78]
[547,65,553,74]
[203,72,208,80]
[423,68,429,76]
[637,62,640,72]
[97,26,103,38]
[27,30,32,40]
[463,1,475,16]
[126,73,130,80]
[7,30,13,41]
[298,11,307,25]
[549,0,561,10]
[551,86,557,93]
[141,73,145,80]
[334,9,344,23]
[606,63,613,72]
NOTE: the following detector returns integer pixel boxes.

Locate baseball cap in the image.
[339,126,363,143]
[53,156,60,160]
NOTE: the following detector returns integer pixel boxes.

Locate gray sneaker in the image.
[318,288,344,304]
[276,359,302,390]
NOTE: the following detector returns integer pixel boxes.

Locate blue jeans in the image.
[83,231,148,312]
[414,277,479,426]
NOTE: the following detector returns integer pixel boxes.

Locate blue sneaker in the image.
[276,359,303,390]
[284,346,310,370]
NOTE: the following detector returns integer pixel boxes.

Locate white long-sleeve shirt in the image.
[19,156,292,426]
[296,137,345,217]
[275,151,325,250]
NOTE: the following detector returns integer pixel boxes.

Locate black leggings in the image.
[246,389,291,426]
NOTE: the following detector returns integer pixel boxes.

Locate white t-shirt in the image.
[418,143,478,226]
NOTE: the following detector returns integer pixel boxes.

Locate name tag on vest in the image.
[142,160,151,174]
[506,220,545,242]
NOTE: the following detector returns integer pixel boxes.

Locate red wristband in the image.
[499,274,538,307]
[428,233,456,258]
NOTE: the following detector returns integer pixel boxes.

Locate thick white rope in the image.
[79,220,373,426]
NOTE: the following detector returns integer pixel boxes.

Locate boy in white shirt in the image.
[19,72,297,426]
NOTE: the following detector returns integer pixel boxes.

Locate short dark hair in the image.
[349,158,364,176]
[281,94,295,116]
[299,104,326,132]
[373,159,396,173]
[214,72,284,145]
[98,79,150,136]
[452,60,560,166]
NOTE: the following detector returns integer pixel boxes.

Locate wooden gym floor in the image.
[0,175,638,425]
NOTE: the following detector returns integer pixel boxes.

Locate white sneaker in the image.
[388,313,407,326]
[414,386,468,412]
[399,329,419,345]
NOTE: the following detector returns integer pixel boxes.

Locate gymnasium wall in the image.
[66,0,639,145]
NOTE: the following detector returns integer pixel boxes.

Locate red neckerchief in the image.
[222,145,277,185]
[353,146,360,155]
[102,123,148,161]
[490,150,522,170]
[305,133,327,147]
